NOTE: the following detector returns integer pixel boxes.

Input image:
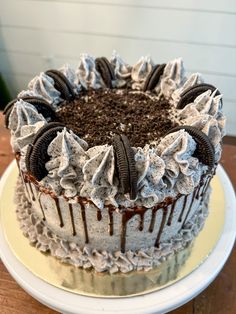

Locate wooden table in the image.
[0,111,235,314]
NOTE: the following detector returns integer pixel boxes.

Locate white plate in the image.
[0,161,236,314]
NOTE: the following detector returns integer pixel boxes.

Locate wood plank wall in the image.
[0,0,235,135]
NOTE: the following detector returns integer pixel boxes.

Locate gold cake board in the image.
[0,163,225,297]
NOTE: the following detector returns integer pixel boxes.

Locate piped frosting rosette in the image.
[8,99,47,171]
[41,128,88,198]
[131,55,154,90]
[23,72,62,107]
[178,87,225,162]
[110,50,132,88]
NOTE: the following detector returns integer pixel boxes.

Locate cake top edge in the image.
[5,52,226,209]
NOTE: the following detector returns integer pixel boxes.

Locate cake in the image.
[4,52,225,274]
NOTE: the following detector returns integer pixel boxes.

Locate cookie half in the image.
[143,63,166,91]
[113,134,138,200]
[167,125,215,170]
[46,69,76,101]
[95,57,115,88]
[177,83,222,109]
[26,123,66,181]
[3,96,56,128]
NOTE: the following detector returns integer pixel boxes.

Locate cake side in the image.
[18,164,213,254]
[15,176,210,273]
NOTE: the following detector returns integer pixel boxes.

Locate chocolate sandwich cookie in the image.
[95,57,115,89]
[143,63,166,92]
[3,96,56,128]
[26,122,66,181]
[25,121,64,174]
[177,83,222,109]
[113,134,138,200]
[167,125,215,170]
[45,69,76,102]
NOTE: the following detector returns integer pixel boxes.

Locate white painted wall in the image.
[0,0,236,134]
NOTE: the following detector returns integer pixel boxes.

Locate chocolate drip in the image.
[120,207,147,253]
[178,195,188,222]
[154,206,168,247]
[121,213,128,253]
[167,199,177,226]
[196,179,204,200]
[97,209,102,221]
[200,177,209,197]
[205,177,212,193]
[78,199,89,243]
[200,176,212,198]
[68,203,76,236]
[108,206,114,236]
[139,211,146,231]
[182,188,198,227]
[149,207,158,233]
[28,181,36,201]
[196,174,205,200]
[38,192,46,220]
[20,171,31,202]
[53,197,64,227]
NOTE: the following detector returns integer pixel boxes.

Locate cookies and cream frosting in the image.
[15,177,210,273]
[9,100,47,152]
[27,73,62,107]
[131,55,154,90]
[110,51,132,88]
[78,53,105,89]
[8,52,226,210]
[59,64,82,95]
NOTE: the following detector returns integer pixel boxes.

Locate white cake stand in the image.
[0,161,236,314]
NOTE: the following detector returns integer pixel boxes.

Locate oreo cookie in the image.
[45,69,76,101]
[177,83,222,109]
[3,96,56,128]
[167,125,215,170]
[95,57,115,88]
[113,134,137,200]
[26,123,66,181]
[143,63,166,92]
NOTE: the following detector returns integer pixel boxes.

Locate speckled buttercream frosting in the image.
[5,51,225,273]
[15,177,209,274]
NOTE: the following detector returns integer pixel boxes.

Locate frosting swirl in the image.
[81,145,118,209]
[133,145,166,208]
[8,100,46,152]
[131,55,154,90]
[110,51,132,87]
[77,53,104,89]
[179,89,225,161]
[59,64,81,94]
[157,130,203,195]
[41,128,88,198]
[172,73,204,104]
[42,131,118,208]
[27,72,62,108]
[156,58,186,99]
[18,89,44,99]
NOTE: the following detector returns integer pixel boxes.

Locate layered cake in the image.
[4,52,225,274]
